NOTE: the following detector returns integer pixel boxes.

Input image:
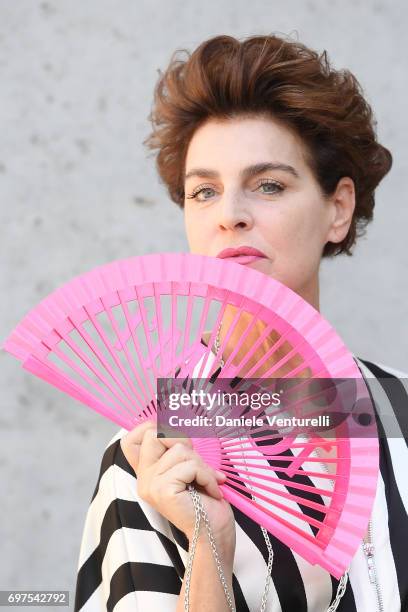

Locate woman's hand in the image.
[120,421,236,553]
[121,421,237,611]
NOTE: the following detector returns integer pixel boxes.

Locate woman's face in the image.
[183,115,351,309]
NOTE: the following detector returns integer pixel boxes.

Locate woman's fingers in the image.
[138,432,193,472]
[126,420,157,444]
[159,460,223,500]
[195,464,224,499]
[155,443,227,484]
[154,442,196,475]
[120,420,156,472]
[158,435,194,452]
[215,470,228,482]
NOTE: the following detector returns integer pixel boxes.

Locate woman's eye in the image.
[186,186,216,201]
[256,180,284,195]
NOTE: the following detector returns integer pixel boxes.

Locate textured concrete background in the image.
[1,0,407,606]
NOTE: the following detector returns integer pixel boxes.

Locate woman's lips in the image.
[216,246,267,265]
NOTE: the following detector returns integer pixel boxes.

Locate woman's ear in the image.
[326,177,356,245]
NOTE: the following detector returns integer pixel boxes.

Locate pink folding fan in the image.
[3,252,379,578]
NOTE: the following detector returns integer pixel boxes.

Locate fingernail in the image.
[216,470,227,479]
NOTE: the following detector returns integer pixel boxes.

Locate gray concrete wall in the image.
[1,1,407,607]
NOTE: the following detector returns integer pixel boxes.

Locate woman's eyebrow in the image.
[184,162,299,181]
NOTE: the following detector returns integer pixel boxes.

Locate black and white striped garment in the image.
[74,357,408,611]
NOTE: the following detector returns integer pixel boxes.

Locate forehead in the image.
[184,115,309,175]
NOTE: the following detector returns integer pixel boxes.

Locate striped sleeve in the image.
[74,430,183,611]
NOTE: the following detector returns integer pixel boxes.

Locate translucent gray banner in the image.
[156,376,407,439]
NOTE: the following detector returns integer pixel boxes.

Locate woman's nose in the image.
[217,192,254,231]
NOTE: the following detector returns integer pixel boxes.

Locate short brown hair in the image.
[144,34,392,256]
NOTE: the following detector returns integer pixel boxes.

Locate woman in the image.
[74,34,408,611]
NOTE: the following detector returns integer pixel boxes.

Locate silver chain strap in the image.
[259,526,274,611]
[326,573,349,612]
[184,484,236,611]
[183,484,202,611]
